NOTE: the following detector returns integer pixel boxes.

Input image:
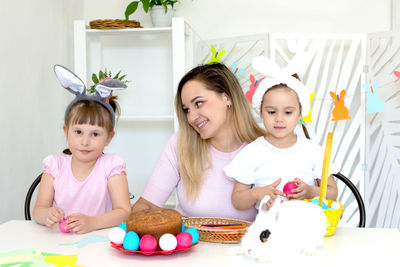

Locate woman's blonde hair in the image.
[175,63,265,200]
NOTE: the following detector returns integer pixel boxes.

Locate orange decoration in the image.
[330,89,351,121]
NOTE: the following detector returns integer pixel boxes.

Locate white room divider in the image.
[195,32,399,229]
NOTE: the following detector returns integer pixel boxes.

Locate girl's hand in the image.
[45,207,64,227]
[253,178,285,208]
[287,177,312,200]
[66,213,94,234]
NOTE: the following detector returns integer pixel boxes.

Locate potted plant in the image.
[125,0,179,27]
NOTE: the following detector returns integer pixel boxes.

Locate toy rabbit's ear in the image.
[258,195,270,212]
[252,56,282,78]
[329,91,337,100]
[95,79,127,99]
[54,65,86,95]
[339,89,346,99]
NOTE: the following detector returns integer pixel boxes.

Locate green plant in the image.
[88,69,129,95]
[125,0,179,21]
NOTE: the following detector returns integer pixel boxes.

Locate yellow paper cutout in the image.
[330,89,351,121]
[42,255,84,267]
[207,46,225,64]
[0,250,43,265]
[302,92,315,122]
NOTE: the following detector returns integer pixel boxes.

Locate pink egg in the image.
[139,235,157,252]
[176,232,193,249]
[59,218,70,233]
[283,181,298,195]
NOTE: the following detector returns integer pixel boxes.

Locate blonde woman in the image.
[132,63,265,221]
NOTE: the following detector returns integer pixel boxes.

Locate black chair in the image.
[333,172,366,228]
[24,173,42,220]
[24,173,135,220]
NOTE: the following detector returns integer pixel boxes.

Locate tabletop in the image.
[0,220,399,267]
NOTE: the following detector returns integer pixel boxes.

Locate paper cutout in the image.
[245,74,265,104]
[302,92,315,122]
[363,81,385,114]
[206,46,225,64]
[42,255,83,267]
[231,61,245,77]
[59,235,109,248]
[0,249,62,267]
[393,70,400,78]
[330,89,351,121]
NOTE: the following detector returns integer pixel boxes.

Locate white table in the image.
[0,220,399,267]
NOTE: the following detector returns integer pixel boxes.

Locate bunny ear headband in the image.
[53,64,127,128]
[251,56,311,118]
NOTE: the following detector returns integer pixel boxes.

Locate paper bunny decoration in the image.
[232,61,245,77]
[330,89,351,121]
[207,46,226,64]
[251,56,312,118]
[363,81,385,114]
[302,92,315,122]
[245,74,265,104]
[227,195,326,262]
[53,65,127,128]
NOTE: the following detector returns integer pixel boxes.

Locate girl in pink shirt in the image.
[33,65,131,234]
[132,63,265,221]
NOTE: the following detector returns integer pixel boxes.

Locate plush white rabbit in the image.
[227,195,327,262]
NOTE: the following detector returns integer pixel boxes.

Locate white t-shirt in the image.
[224,136,338,194]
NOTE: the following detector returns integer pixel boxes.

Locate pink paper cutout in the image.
[246,74,265,104]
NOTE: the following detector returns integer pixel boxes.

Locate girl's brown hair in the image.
[175,63,265,200]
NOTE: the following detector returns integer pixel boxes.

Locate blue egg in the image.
[311,197,328,209]
[181,222,185,232]
[118,222,127,232]
[123,231,140,251]
[184,227,199,245]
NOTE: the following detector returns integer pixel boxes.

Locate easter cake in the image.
[127,208,182,242]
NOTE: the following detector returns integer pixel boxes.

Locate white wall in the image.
[84,0,391,39]
[0,0,82,223]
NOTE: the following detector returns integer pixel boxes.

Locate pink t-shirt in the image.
[142,134,257,221]
[43,153,126,217]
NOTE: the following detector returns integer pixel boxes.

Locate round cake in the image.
[126,208,182,242]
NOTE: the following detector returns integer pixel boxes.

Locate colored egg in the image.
[139,235,157,252]
[184,227,199,245]
[181,222,185,232]
[176,232,193,249]
[59,218,70,233]
[311,197,328,209]
[283,181,298,195]
[118,222,127,232]
[108,227,126,245]
[123,231,140,251]
[159,233,177,251]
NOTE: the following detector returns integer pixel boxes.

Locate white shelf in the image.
[86,27,172,35]
[119,115,174,122]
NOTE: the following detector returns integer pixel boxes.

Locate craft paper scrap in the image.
[59,235,109,248]
[0,249,66,267]
[42,255,83,267]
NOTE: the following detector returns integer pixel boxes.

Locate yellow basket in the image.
[182,217,252,243]
[304,199,344,236]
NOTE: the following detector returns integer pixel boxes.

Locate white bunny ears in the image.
[54,65,127,128]
[251,56,311,118]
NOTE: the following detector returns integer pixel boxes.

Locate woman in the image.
[131,63,265,221]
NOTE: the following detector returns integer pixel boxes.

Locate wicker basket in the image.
[304,199,344,236]
[182,217,252,243]
[89,19,143,29]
